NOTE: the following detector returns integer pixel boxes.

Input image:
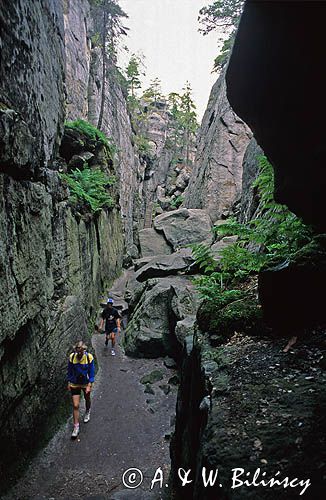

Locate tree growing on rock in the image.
[167,83,198,166]
[142,78,165,107]
[198,0,244,70]
[91,0,129,129]
[126,53,145,98]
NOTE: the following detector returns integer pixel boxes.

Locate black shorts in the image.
[105,327,118,335]
[70,387,88,396]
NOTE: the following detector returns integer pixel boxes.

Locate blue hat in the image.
[107,298,114,304]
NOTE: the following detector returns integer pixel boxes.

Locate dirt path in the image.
[5,273,177,500]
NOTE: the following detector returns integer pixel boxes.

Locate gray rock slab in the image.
[138,228,172,257]
[135,250,194,282]
[154,208,213,250]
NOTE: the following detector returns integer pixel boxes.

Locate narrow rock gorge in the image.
[0,1,325,499]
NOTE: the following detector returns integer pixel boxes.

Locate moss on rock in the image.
[198,293,266,342]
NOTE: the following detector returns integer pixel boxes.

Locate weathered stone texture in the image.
[0,0,65,174]
[138,228,172,257]
[62,0,142,249]
[135,249,194,282]
[0,170,123,471]
[0,0,125,477]
[124,276,197,359]
[154,208,213,250]
[63,0,91,120]
[226,1,326,231]
[183,69,252,222]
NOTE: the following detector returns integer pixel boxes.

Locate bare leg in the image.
[83,389,91,412]
[283,335,298,352]
[111,332,116,349]
[72,394,81,425]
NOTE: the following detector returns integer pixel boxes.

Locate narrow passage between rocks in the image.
[5,311,177,499]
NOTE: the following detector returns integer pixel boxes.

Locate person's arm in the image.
[86,355,95,394]
[99,311,105,331]
[67,355,73,390]
[115,310,121,332]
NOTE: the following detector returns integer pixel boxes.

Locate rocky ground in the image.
[171,325,326,500]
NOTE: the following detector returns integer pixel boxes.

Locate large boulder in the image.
[138,228,172,257]
[124,276,197,359]
[135,249,194,282]
[154,208,213,250]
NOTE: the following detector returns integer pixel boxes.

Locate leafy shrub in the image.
[193,156,313,306]
[170,195,184,210]
[190,243,216,274]
[60,165,116,213]
[65,119,116,155]
[133,134,152,155]
[214,156,313,261]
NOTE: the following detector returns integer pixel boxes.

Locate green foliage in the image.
[65,120,111,147]
[198,0,244,71]
[126,53,145,97]
[213,34,235,71]
[219,244,267,279]
[91,32,101,47]
[198,0,244,35]
[170,195,184,210]
[166,83,198,165]
[215,156,313,260]
[190,243,216,274]
[142,78,164,105]
[193,155,313,305]
[60,165,116,213]
[133,134,152,155]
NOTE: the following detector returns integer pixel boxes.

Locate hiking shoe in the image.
[71,425,79,439]
[111,349,115,356]
[105,339,108,346]
[84,411,91,423]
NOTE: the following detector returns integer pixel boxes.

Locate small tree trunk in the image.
[97,5,108,130]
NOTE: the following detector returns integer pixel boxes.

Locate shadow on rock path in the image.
[5,332,176,500]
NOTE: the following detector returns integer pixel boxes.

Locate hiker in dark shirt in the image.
[99,298,121,356]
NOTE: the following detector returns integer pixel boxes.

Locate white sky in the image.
[118,0,222,120]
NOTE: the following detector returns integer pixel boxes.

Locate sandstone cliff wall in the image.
[0,0,65,176]
[183,69,252,222]
[63,0,142,251]
[0,0,124,474]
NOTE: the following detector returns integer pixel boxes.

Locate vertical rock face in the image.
[0,0,124,477]
[0,0,65,175]
[63,0,92,120]
[63,0,142,249]
[183,69,252,222]
[226,0,326,231]
[240,137,264,223]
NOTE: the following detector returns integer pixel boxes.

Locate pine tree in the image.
[126,53,144,97]
[92,0,129,129]
[142,78,164,107]
[198,0,244,70]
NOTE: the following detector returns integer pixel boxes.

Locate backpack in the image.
[71,351,92,364]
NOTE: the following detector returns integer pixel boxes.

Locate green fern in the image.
[65,119,116,157]
[60,165,116,213]
[195,155,313,304]
[190,243,217,274]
